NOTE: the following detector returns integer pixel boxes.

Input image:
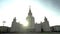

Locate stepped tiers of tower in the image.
[0,7,60,33]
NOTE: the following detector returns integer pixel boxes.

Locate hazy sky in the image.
[0,0,60,27]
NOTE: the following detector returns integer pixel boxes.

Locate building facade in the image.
[50,26,60,32]
[10,17,24,32]
[10,7,51,32]
[42,17,50,32]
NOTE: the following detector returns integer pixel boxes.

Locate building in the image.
[50,25,60,32]
[0,6,60,33]
[10,17,24,32]
[42,17,50,32]
[0,26,10,33]
[35,17,50,32]
[10,6,51,32]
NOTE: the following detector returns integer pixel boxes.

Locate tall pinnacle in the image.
[28,6,32,16]
[44,17,48,21]
[13,17,16,22]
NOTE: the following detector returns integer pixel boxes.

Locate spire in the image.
[28,5,32,16]
[44,17,48,21]
[13,17,16,22]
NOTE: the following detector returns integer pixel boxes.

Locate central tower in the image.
[26,6,35,29]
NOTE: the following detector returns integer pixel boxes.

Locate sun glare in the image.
[17,18,28,27]
[22,21,28,27]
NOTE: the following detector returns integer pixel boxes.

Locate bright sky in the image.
[0,0,60,27]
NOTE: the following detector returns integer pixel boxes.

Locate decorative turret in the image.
[42,16,50,32]
[12,17,16,23]
[10,17,17,32]
[44,17,48,22]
